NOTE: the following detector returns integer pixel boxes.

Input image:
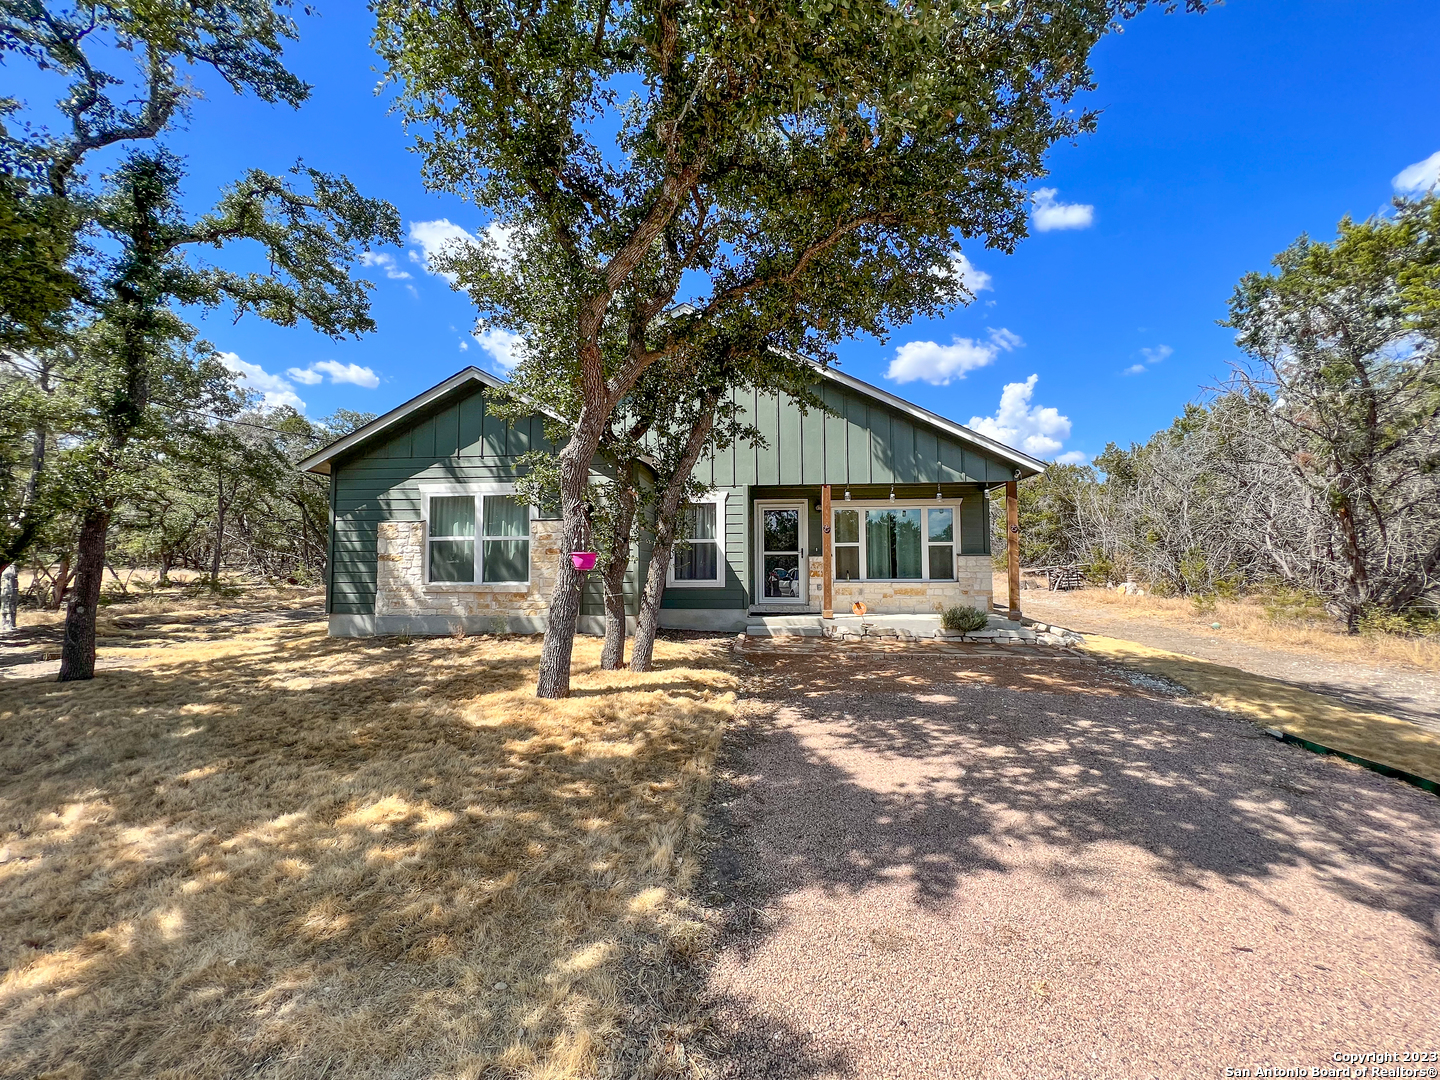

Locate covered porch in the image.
[742,482,1021,620]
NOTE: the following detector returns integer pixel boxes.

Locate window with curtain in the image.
[428,496,476,582]
[865,508,923,579]
[426,493,530,583]
[673,501,720,582]
[481,495,530,582]
[927,507,954,579]
[833,508,860,580]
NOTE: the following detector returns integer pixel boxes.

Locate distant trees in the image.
[1013,196,1440,630]
[0,2,398,665]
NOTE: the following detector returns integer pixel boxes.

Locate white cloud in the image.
[473,327,524,372]
[360,251,412,280]
[1056,450,1090,466]
[286,360,381,390]
[933,251,992,295]
[886,326,1022,386]
[408,219,479,281]
[969,374,1073,459]
[1393,150,1440,195]
[313,360,380,388]
[1124,343,1172,375]
[221,351,306,411]
[1031,187,1095,232]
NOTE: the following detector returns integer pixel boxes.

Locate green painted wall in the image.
[694,379,1018,489]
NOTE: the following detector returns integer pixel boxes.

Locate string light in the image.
[889,485,896,502]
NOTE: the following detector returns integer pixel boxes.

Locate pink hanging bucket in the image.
[570,551,598,571]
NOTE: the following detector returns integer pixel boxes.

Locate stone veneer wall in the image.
[808,554,992,614]
[374,518,564,631]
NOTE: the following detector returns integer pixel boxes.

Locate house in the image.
[297,364,1044,636]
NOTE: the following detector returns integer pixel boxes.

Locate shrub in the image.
[941,604,989,632]
[1358,607,1440,639]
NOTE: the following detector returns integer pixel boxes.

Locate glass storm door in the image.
[758,503,806,603]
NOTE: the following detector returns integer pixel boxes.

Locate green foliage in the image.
[1357,607,1440,639]
[1261,585,1327,625]
[940,604,988,632]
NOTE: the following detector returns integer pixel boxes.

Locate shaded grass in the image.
[1008,577,1440,672]
[0,625,735,1079]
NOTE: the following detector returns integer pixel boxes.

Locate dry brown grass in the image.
[14,582,324,633]
[1004,576,1440,672]
[0,623,736,1079]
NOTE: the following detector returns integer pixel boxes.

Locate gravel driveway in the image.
[702,640,1440,1079]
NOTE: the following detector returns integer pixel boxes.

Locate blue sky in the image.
[15,1,1440,461]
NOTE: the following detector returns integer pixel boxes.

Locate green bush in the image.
[940,604,989,632]
[1358,607,1440,639]
[1261,585,1327,625]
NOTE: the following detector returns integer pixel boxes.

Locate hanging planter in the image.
[570,551,598,572]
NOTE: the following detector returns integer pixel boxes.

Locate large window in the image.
[669,493,727,586]
[832,503,958,581]
[424,489,530,584]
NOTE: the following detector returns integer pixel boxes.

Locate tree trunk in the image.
[50,555,70,610]
[1,563,17,633]
[599,468,638,671]
[630,393,720,673]
[58,509,112,682]
[158,549,172,587]
[211,476,226,586]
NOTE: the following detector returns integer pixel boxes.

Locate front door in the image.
[756,502,808,605]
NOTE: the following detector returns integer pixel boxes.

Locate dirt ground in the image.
[701,638,1440,1079]
[1018,588,1440,736]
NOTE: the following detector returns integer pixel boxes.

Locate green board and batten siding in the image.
[328,376,1013,617]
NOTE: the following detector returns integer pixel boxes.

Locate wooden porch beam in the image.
[1006,480,1021,620]
[821,484,833,619]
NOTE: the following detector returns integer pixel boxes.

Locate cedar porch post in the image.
[1005,480,1021,620]
[821,484,833,619]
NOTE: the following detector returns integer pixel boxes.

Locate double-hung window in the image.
[831,503,958,581]
[669,493,726,586]
[425,489,530,584]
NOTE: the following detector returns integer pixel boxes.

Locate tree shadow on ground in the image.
[0,626,737,1080]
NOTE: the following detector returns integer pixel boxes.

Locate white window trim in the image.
[831,498,963,583]
[667,490,728,588]
[417,482,533,591]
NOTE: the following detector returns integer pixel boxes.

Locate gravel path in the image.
[702,640,1440,1079]
[1019,590,1440,736]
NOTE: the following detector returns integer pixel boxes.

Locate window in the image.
[481,495,529,582]
[669,493,727,586]
[866,508,923,579]
[834,508,860,581]
[832,502,960,581]
[423,488,530,585]
[927,507,955,580]
[428,496,475,582]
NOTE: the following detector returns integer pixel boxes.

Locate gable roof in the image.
[298,367,504,475]
[298,362,1046,478]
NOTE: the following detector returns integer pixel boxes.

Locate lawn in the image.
[0,619,736,1080]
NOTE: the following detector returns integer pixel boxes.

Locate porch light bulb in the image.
[889,486,896,502]
[936,486,943,501]
[844,488,851,501]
